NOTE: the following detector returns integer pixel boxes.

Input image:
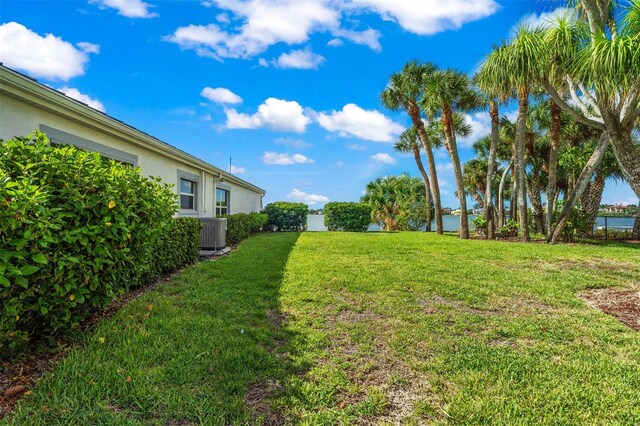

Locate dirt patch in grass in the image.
[244,379,285,425]
[582,288,640,331]
[321,308,444,424]
[421,295,499,317]
[500,258,638,274]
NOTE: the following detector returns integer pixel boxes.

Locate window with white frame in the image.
[180,178,197,210]
[216,188,229,215]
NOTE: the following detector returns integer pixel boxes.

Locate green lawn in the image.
[4,232,640,425]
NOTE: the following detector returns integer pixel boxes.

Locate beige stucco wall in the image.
[0,94,263,217]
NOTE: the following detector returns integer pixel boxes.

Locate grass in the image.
[4,232,640,425]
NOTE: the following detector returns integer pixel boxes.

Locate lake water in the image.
[307,214,477,232]
[307,214,636,232]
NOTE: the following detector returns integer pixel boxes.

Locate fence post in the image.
[605,216,608,241]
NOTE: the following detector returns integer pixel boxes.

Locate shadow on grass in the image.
[6,232,302,425]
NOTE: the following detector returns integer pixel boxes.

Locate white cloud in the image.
[459,112,492,148]
[0,22,98,81]
[230,165,246,174]
[287,188,329,205]
[274,137,312,149]
[167,0,499,62]
[317,103,404,142]
[333,28,381,51]
[165,0,338,59]
[517,7,573,30]
[76,42,100,54]
[436,162,454,173]
[202,114,212,121]
[271,47,325,69]
[58,87,105,112]
[89,0,158,18]
[371,153,397,165]
[262,152,314,165]
[225,98,311,133]
[327,38,344,47]
[347,143,367,151]
[201,87,243,104]
[351,0,500,35]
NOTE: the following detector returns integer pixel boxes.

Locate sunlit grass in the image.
[5,232,640,425]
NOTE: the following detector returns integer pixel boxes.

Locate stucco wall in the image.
[0,94,262,217]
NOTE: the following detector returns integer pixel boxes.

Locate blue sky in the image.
[1,0,637,208]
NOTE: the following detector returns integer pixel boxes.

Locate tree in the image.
[536,4,640,242]
[475,48,513,239]
[394,127,432,231]
[380,61,444,234]
[361,174,428,231]
[423,69,478,239]
[480,28,548,241]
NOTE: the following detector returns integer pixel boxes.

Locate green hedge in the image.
[0,133,177,356]
[324,202,371,232]
[264,202,308,231]
[221,213,268,245]
[147,218,203,279]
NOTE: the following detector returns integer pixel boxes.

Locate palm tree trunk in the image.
[484,99,499,240]
[527,173,545,235]
[442,107,469,239]
[515,87,530,241]
[633,201,640,240]
[607,126,640,200]
[545,98,561,236]
[409,106,443,234]
[579,173,606,235]
[549,132,610,243]
[412,145,432,231]
[498,157,513,228]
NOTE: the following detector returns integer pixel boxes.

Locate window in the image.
[216,188,229,215]
[180,178,196,210]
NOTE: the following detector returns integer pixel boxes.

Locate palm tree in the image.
[481,27,548,241]
[394,127,432,231]
[475,46,513,239]
[537,4,640,242]
[380,61,444,234]
[361,174,428,231]
[423,69,479,239]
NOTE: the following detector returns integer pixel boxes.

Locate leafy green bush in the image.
[472,215,488,237]
[553,201,591,242]
[264,202,308,231]
[0,132,176,356]
[499,219,519,237]
[221,213,268,244]
[324,202,371,232]
[147,218,203,280]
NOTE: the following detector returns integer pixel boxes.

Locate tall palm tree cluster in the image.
[380,0,640,243]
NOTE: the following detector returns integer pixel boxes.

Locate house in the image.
[0,64,265,221]
[602,204,629,214]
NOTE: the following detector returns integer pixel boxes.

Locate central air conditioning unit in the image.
[199,218,227,250]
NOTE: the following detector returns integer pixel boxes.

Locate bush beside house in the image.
[264,202,308,231]
[147,218,203,280]
[324,202,371,232]
[221,213,268,245]
[0,133,196,356]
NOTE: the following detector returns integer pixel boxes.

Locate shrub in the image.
[324,202,371,232]
[264,202,308,231]
[553,201,591,242]
[498,219,519,238]
[147,218,203,279]
[0,132,176,356]
[221,212,268,245]
[473,215,488,237]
